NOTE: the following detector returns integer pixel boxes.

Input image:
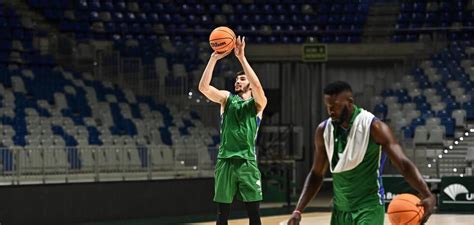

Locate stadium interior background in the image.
[0,0,473,224]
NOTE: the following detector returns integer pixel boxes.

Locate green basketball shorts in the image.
[214,158,263,203]
[331,204,385,225]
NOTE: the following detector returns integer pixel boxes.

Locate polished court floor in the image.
[189,212,474,225]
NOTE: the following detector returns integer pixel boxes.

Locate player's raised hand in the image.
[211,50,231,61]
[417,194,436,224]
[234,35,246,59]
[287,211,301,225]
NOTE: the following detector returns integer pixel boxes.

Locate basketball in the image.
[209,26,236,54]
[387,194,424,225]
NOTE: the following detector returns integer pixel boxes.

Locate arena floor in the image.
[189,212,474,225]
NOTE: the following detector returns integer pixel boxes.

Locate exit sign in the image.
[302,44,327,62]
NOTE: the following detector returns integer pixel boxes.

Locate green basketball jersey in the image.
[329,105,385,212]
[219,94,260,160]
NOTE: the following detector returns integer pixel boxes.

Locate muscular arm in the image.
[238,56,267,112]
[371,119,435,223]
[234,36,267,113]
[294,122,329,212]
[198,54,230,107]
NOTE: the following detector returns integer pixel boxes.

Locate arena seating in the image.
[0,3,217,172]
[27,0,371,44]
[392,0,474,42]
[372,40,474,176]
[373,41,474,145]
[4,0,472,176]
[22,0,374,95]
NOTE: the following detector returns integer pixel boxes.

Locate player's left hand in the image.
[234,35,245,59]
[417,194,436,224]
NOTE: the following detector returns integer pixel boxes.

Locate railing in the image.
[95,50,121,83]
[95,49,191,102]
[121,58,143,94]
[49,33,76,68]
[142,64,162,100]
[258,126,304,160]
[163,76,189,99]
[0,145,217,185]
[400,127,474,178]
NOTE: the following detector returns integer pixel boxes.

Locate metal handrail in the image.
[0,145,218,185]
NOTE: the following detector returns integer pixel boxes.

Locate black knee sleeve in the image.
[245,201,261,225]
[217,203,231,225]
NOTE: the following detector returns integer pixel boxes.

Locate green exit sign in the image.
[302,44,327,62]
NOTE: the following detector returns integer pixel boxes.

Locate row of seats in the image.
[393,0,474,42]
[56,11,369,25]
[397,11,474,25]
[400,1,472,13]
[35,0,370,14]
[59,23,365,44]
[64,29,363,45]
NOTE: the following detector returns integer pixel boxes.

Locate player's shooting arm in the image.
[371,119,435,223]
[234,36,267,112]
[294,123,329,212]
[198,52,230,105]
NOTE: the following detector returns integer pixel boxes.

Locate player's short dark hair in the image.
[323,81,352,95]
[235,71,245,76]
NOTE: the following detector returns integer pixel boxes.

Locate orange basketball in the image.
[387,193,424,225]
[209,26,236,54]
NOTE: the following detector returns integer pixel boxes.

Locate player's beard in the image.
[332,105,350,127]
[235,83,250,94]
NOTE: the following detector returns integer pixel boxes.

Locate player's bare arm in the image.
[370,119,435,224]
[287,122,329,225]
[198,51,231,112]
[234,36,267,114]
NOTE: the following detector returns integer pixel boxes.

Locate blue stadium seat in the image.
[420,110,434,119]
[441,117,455,137]
[414,95,427,105]
[437,110,450,118]
[411,117,426,127]
[403,126,414,138]
[382,89,394,97]
[101,1,112,10]
[374,103,388,119]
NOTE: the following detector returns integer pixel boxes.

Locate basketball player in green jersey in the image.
[288,81,435,225]
[198,36,267,225]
